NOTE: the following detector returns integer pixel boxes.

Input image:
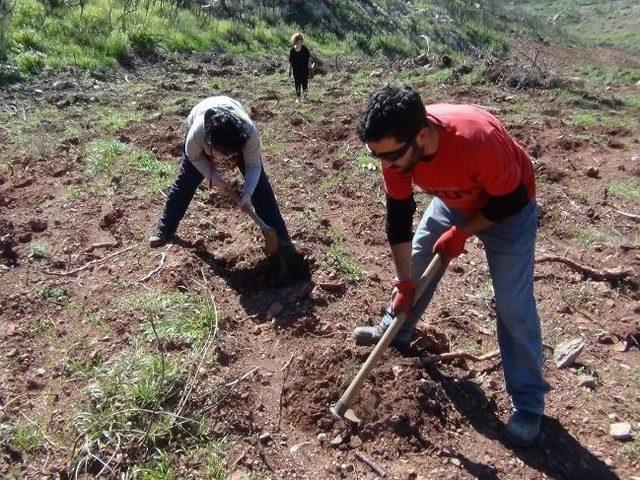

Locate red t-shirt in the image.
[383,104,535,216]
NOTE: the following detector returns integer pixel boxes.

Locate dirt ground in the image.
[1,41,639,479]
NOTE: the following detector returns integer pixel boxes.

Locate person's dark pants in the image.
[293,71,309,97]
[157,153,291,243]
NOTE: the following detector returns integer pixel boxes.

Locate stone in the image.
[317,432,328,444]
[609,422,632,441]
[289,441,308,453]
[392,365,403,379]
[330,434,343,447]
[578,375,597,389]
[258,432,272,444]
[554,338,585,368]
[349,435,362,449]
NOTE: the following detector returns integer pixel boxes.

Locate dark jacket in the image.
[289,45,311,77]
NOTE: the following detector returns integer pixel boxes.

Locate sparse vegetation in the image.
[324,243,367,283]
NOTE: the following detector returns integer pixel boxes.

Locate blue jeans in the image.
[157,153,291,242]
[381,198,549,415]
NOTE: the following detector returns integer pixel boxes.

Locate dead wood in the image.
[536,255,634,282]
[421,349,500,364]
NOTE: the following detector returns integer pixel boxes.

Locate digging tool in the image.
[330,253,445,424]
[226,190,279,255]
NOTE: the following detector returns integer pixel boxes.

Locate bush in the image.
[129,29,158,57]
[14,51,45,75]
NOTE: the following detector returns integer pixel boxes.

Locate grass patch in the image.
[572,227,616,248]
[30,242,51,259]
[37,284,69,303]
[119,290,218,346]
[6,422,44,454]
[608,179,640,202]
[580,65,640,87]
[94,105,146,132]
[323,244,367,283]
[85,139,175,195]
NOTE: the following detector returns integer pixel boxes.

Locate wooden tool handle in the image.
[333,254,444,413]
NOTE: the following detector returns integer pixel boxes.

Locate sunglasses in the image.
[366,139,415,163]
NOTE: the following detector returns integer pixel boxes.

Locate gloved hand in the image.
[391,278,415,316]
[433,226,469,262]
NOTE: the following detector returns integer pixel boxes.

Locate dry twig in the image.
[536,255,634,282]
[277,354,294,431]
[139,252,167,282]
[44,245,135,276]
[421,349,500,364]
[355,451,387,477]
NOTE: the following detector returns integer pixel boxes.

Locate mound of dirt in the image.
[283,346,462,458]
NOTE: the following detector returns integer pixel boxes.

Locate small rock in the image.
[451,458,461,467]
[392,365,403,379]
[556,304,572,314]
[608,413,619,421]
[349,435,362,449]
[6,348,19,358]
[259,432,272,444]
[289,441,308,453]
[340,463,354,473]
[610,422,632,441]
[35,367,45,376]
[585,166,600,178]
[317,433,328,444]
[330,434,343,447]
[554,338,585,368]
[578,375,597,389]
[28,218,48,232]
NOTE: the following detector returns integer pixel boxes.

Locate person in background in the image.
[288,32,311,103]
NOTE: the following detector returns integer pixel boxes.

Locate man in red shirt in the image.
[353,85,548,447]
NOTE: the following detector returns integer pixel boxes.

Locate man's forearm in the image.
[390,241,412,280]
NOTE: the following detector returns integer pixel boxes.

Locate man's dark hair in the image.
[357,84,428,143]
[204,108,250,153]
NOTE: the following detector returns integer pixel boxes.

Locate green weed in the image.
[120,290,218,346]
[37,284,68,302]
[608,179,640,202]
[30,242,51,259]
[7,423,44,453]
[323,244,367,283]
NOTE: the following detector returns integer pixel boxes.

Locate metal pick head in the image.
[330,403,361,424]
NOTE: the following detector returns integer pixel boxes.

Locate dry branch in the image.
[139,252,167,282]
[355,451,387,478]
[421,349,500,364]
[44,245,135,276]
[536,255,634,282]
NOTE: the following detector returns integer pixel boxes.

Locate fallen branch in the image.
[536,255,634,282]
[620,244,640,251]
[614,209,640,221]
[84,240,120,253]
[277,354,294,431]
[44,245,135,276]
[355,451,386,478]
[421,348,500,364]
[139,252,167,282]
